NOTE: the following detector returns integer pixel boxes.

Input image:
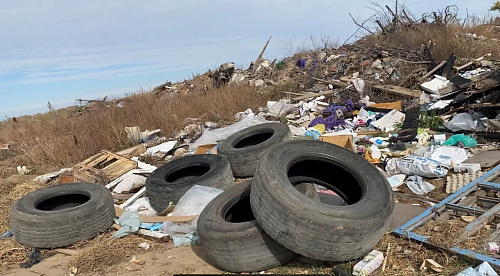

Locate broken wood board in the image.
[420,60,447,80]
[115,144,147,158]
[292,90,334,101]
[114,206,195,223]
[372,84,420,98]
[463,150,500,168]
[118,186,146,209]
[313,77,351,88]
[73,150,137,184]
[112,224,170,242]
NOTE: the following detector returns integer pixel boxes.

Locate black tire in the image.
[250,140,394,261]
[198,180,297,272]
[146,154,233,212]
[10,182,114,248]
[218,123,292,177]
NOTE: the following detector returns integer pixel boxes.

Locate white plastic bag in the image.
[456,261,498,276]
[386,155,448,178]
[160,185,223,235]
[444,113,476,132]
[430,146,468,167]
[190,114,272,150]
[125,197,157,217]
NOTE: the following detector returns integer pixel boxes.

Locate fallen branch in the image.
[349,13,375,35]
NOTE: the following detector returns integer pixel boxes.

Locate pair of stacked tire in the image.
[198,123,395,272]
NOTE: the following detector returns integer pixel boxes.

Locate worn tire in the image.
[218,122,292,177]
[250,140,394,261]
[10,182,114,248]
[146,154,233,212]
[198,180,297,272]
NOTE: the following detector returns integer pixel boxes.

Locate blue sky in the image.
[0,1,494,117]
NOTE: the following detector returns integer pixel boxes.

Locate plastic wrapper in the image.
[444,113,476,132]
[442,134,478,147]
[405,175,435,195]
[160,185,223,235]
[430,146,468,167]
[190,114,272,150]
[386,155,448,178]
[114,211,140,238]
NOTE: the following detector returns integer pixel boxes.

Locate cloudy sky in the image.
[0,1,494,117]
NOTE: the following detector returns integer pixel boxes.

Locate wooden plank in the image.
[464,151,500,169]
[420,60,447,80]
[292,90,334,101]
[454,202,500,243]
[313,77,351,88]
[372,84,420,97]
[74,150,137,184]
[114,206,195,223]
[281,91,314,96]
[119,186,146,209]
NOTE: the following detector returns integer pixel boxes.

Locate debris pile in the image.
[3,5,500,276]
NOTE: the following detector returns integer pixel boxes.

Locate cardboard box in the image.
[319,135,355,152]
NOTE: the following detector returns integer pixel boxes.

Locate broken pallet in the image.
[73,150,137,184]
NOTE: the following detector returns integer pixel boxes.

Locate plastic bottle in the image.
[368,137,389,148]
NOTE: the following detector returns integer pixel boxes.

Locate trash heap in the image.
[6,9,500,275]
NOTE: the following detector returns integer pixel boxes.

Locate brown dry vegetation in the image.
[0,82,282,168]
[0,5,498,275]
[359,11,500,61]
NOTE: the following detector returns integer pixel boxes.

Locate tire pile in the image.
[196,123,395,272]
[9,122,394,273]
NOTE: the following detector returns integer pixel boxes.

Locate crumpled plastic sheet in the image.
[405,175,435,195]
[444,113,476,132]
[456,261,498,276]
[172,232,199,247]
[114,211,141,238]
[190,114,272,151]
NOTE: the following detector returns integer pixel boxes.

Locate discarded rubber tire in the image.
[10,182,114,248]
[146,154,233,212]
[198,180,297,272]
[250,140,394,262]
[218,123,292,177]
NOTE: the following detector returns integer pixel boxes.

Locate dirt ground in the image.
[3,245,222,276]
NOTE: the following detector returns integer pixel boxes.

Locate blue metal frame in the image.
[394,164,500,267]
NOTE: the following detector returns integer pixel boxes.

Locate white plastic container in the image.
[454,163,481,173]
[352,250,384,276]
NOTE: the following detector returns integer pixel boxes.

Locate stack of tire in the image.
[196,123,395,272]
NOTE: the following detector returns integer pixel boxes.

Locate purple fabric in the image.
[311,58,318,71]
[309,99,354,130]
[297,59,307,68]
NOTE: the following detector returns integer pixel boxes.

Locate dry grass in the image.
[67,233,166,275]
[359,15,500,62]
[268,233,472,275]
[0,239,30,272]
[0,81,276,168]
[372,234,471,275]
[415,217,490,252]
[0,176,41,233]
